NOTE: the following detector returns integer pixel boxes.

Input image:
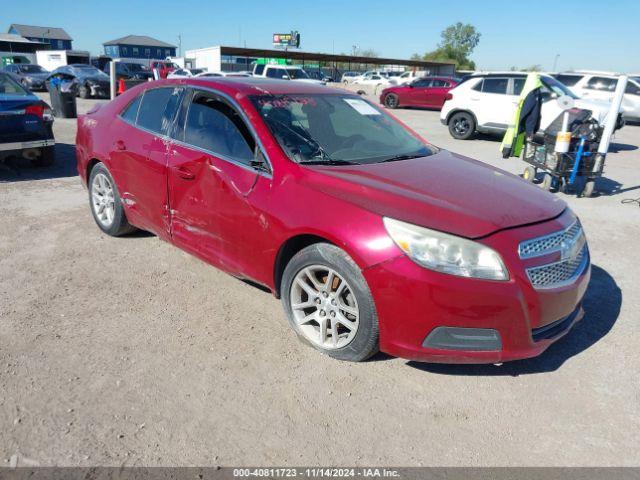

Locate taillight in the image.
[25,104,44,118]
[445,93,453,101]
[24,104,53,121]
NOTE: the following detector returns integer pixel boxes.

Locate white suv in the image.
[440,72,622,140]
[552,72,640,122]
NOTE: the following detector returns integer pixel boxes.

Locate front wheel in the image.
[384,93,399,109]
[281,243,379,362]
[88,163,136,236]
[448,112,475,140]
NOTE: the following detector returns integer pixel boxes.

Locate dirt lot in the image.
[1,92,639,467]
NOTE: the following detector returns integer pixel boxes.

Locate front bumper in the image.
[0,138,55,152]
[363,210,590,364]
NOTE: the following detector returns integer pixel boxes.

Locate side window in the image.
[586,77,616,91]
[120,94,142,123]
[254,64,265,76]
[266,68,285,79]
[554,75,581,87]
[137,87,182,135]
[626,82,640,96]
[413,78,432,88]
[481,78,509,94]
[471,79,483,92]
[184,92,256,164]
[431,79,447,87]
[512,78,526,95]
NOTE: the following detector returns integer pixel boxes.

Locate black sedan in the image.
[47,64,111,99]
[1,64,50,91]
[0,72,55,166]
[103,61,154,81]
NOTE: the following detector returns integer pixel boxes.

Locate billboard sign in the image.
[273,31,300,49]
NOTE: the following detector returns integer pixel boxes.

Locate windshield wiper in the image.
[379,153,426,163]
[266,117,332,161]
[298,159,361,166]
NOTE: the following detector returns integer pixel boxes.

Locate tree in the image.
[419,22,481,70]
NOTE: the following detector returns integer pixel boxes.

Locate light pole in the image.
[552,54,560,72]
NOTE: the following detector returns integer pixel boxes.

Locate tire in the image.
[79,84,91,99]
[448,112,475,140]
[541,173,554,192]
[281,243,379,362]
[522,166,536,182]
[88,163,136,236]
[384,93,399,109]
[33,146,55,167]
[583,179,596,198]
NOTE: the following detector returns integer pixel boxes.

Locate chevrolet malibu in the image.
[76,78,590,363]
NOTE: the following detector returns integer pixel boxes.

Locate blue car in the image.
[0,72,55,166]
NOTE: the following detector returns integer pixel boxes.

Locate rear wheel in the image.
[281,243,379,362]
[88,163,136,236]
[522,166,536,182]
[448,112,475,140]
[384,93,399,109]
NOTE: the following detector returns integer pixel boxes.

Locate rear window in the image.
[136,87,182,135]
[554,74,582,87]
[254,64,265,76]
[0,73,29,96]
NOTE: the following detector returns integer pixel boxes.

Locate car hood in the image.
[302,150,566,239]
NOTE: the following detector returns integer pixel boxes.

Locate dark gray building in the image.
[8,24,73,50]
[103,35,176,60]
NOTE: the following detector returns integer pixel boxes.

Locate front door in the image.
[167,89,270,279]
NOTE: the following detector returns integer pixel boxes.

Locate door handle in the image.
[115,140,126,150]
[175,166,195,180]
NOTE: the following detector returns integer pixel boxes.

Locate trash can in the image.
[49,77,77,119]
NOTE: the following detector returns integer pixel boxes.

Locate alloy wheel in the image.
[91,172,116,227]
[290,265,360,350]
[454,117,470,135]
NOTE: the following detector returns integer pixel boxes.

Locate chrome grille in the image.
[526,245,589,289]
[519,221,582,259]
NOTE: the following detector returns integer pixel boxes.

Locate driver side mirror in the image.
[250,147,271,174]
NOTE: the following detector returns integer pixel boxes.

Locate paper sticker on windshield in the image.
[344,99,381,115]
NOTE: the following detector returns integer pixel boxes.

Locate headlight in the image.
[383,217,509,281]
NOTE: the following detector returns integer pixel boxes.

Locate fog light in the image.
[422,327,502,351]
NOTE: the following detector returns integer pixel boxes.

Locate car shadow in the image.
[404,264,620,376]
[609,142,638,153]
[0,143,77,183]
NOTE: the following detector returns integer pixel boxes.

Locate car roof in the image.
[163,77,341,95]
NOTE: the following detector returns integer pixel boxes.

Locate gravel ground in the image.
[1,91,639,467]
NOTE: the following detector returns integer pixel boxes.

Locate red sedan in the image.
[380,76,460,109]
[76,78,590,363]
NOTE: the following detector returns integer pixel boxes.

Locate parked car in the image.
[0,72,54,166]
[1,64,49,91]
[307,71,333,82]
[341,71,360,84]
[195,71,251,78]
[388,70,427,86]
[380,76,461,109]
[47,64,111,99]
[103,62,153,81]
[252,64,324,85]
[440,72,624,140]
[353,73,390,88]
[552,72,640,122]
[150,61,179,79]
[76,77,590,363]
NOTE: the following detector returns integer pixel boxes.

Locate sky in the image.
[4,0,639,73]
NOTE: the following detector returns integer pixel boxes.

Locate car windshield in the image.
[72,66,109,79]
[287,69,310,80]
[541,76,579,99]
[126,63,147,72]
[19,65,47,74]
[250,94,437,165]
[0,73,30,96]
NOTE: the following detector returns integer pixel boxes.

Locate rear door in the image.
[109,86,184,237]
[427,79,450,108]
[472,77,515,129]
[167,88,270,279]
